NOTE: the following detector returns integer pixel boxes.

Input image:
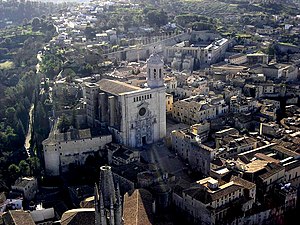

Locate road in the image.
[24,52,42,157]
[141,142,193,183]
[24,104,34,157]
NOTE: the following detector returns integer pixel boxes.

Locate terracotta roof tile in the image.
[61,208,94,225]
[2,210,35,225]
[123,189,154,225]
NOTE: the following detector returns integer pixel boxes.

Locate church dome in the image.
[147,53,164,65]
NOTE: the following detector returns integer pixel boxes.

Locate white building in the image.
[228,53,247,65]
[43,128,112,176]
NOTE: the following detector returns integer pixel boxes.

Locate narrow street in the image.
[24,52,42,157]
[24,104,34,158]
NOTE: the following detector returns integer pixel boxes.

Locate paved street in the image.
[141,142,193,183]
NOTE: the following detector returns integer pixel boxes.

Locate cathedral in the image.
[84,53,166,148]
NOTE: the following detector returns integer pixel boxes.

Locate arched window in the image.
[153,69,156,78]
[159,69,162,78]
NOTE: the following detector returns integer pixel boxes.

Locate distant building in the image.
[247,53,269,65]
[230,95,258,114]
[262,63,298,81]
[172,95,228,125]
[164,76,177,94]
[164,38,229,69]
[228,53,247,65]
[166,93,173,113]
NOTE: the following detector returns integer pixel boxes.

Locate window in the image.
[154,69,157,78]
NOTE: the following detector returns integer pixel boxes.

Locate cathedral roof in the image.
[123,189,154,225]
[97,79,141,95]
[146,53,164,65]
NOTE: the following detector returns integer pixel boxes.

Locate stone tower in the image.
[146,53,164,88]
[95,166,122,225]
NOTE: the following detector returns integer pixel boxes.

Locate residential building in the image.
[230,95,258,114]
[262,63,298,81]
[173,176,256,225]
[166,93,173,113]
[106,143,140,166]
[171,125,216,175]
[172,95,228,125]
[11,177,38,201]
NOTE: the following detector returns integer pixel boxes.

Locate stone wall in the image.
[43,134,112,176]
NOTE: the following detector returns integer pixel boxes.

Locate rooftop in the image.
[123,189,154,225]
[12,177,36,188]
[146,53,164,65]
[97,79,141,95]
[2,210,35,225]
[60,208,95,225]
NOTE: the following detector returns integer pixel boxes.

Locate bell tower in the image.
[146,53,164,88]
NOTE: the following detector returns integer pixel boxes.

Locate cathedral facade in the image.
[83,53,166,148]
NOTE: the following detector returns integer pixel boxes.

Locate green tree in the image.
[16,119,26,144]
[191,22,213,31]
[5,107,17,126]
[146,9,168,27]
[4,38,12,45]
[71,109,78,129]
[57,114,71,133]
[32,17,41,31]
[19,160,30,176]
[28,157,41,176]
[8,164,20,182]
[84,26,96,40]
